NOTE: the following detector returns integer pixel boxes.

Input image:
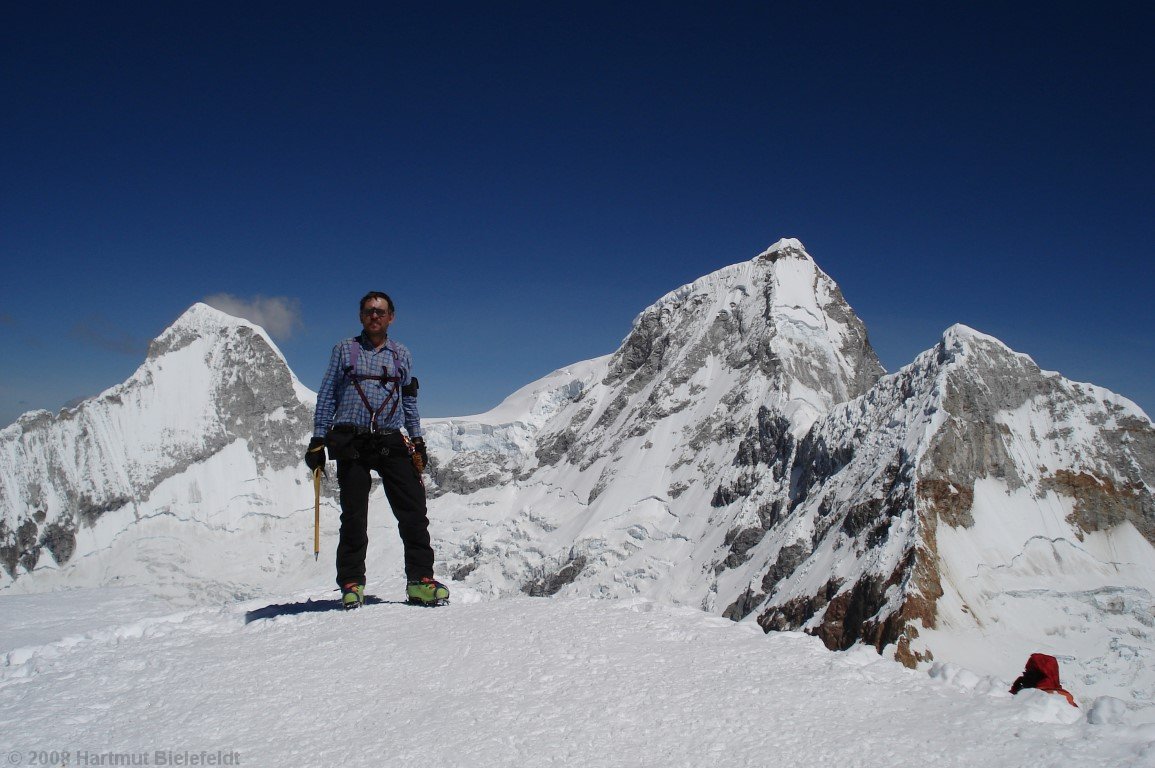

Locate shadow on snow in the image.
[244,594,404,623]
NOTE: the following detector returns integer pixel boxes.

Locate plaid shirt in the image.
[312,334,423,438]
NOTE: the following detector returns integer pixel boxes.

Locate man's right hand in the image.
[305,437,326,471]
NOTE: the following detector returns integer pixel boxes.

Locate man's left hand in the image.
[412,437,429,473]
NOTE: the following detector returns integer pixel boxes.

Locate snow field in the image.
[2,590,1153,768]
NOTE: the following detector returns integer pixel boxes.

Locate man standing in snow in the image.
[304,291,449,609]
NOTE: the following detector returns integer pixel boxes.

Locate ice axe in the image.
[312,467,322,562]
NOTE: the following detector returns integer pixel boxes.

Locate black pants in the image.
[334,431,433,587]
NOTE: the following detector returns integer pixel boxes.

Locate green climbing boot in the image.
[406,576,449,606]
[341,582,365,610]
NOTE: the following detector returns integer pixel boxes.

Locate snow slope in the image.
[1,588,1152,768]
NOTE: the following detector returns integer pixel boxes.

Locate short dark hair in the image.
[359,291,395,314]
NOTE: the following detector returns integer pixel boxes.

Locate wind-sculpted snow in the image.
[4,590,1152,766]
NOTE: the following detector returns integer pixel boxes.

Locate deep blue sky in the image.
[3,2,1153,426]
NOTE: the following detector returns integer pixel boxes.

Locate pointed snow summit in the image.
[0,303,317,601]
[424,237,882,498]
[605,236,883,428]
[424,239,886,598]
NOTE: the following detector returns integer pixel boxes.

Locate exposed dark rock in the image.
[16,518,38,553]
[602,307,673,388]
[865,519,892,549]
[1043,470,1155,544]
[534,428,578,467]
[0,518,42,577]
[0,520,16,577]
[212,327,313,473]
[592,391,632,435]
[711,478,752,508]
[428,454,509,497]
[760,540,810,593]
[77,495,133,527]
[809,498,839,548]
[41,519,77,565]
[687,416,741,454]
[841,496,886,540]
[790,432,855,511]
[918,478,975,528]
[722,526,765,569]
[451,561,478,581]
[735,408,794,473]
[522,554,588,597]
[825,284,886,396]
[722,587,766,621]
[758,576,843,633]
[757,553,920,659]
[814,570,896,651]
[841,456,908,539]
[756,499,784,530]
[919,338,1047,516]
[711,409,795,508]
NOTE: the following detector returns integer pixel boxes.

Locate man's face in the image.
[360,298,394,334]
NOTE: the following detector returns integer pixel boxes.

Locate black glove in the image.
[412,436,429,473]
[304,436,326,471]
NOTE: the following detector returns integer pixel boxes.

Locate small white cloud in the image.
[203,293,303,340]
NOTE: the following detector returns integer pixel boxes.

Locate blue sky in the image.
[3,2,1153,425]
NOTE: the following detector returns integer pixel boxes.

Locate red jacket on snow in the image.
[1010,653,1078,707]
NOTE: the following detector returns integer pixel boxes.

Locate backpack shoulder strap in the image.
[345,337,360,373]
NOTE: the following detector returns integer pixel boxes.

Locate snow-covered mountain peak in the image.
[643,237,819,318]
[756,236,809,261]
[613,239,883,429]
[425,238,881,499]
[934,323,1037,369]
[0,303,317,596]
[940,322,999,346]
[424,239,882,506]
[425,240,887,610]
[170,301,250,331]
[148,302,274,360]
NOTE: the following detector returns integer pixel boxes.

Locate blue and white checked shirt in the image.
[312,334,423,438]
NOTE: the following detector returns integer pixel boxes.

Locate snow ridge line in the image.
[0,607,218,683]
